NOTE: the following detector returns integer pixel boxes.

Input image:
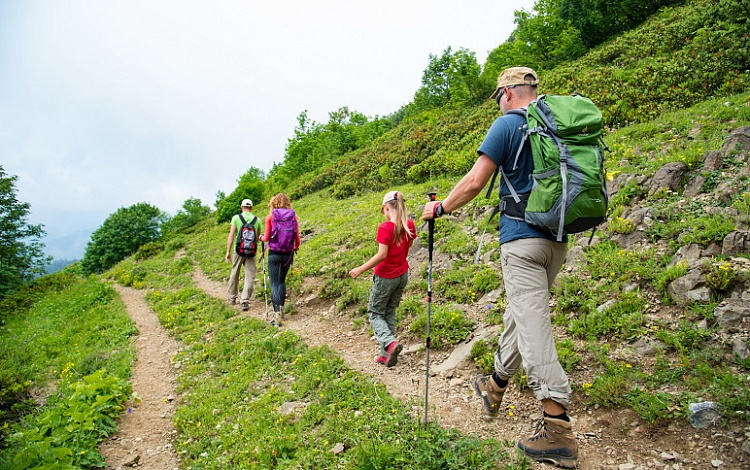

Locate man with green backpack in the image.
[422,66,606,468]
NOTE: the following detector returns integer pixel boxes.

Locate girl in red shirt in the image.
[349,191,416,367]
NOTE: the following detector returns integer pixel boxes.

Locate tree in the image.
[559,0,683,48]
[81,202,166,274]
[412,47,491,112]
[484,0,586,77]
[161,197,211,236]
[215,167,265,224]
[0,166,49,299]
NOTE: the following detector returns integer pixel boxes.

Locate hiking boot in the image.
[375,355,387,364]
[228,298,237,306]
[517,417,578,468]
[241,302,249,311]
[273,312,282,327]
[385,341,402,367]
[473,374,506,420]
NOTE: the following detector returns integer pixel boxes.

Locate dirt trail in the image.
[98,284,181,470]
[101,267,749,469]
[191,269,749,469]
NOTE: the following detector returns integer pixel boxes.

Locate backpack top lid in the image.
[529,94,603,142]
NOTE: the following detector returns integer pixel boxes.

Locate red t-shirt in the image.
[373,219,416,278]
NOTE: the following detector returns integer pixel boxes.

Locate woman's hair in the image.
[383,192,413,246]
[269,193,292,210]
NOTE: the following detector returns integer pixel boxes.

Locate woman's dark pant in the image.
[267,250,293,312]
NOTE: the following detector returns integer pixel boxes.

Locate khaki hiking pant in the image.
[495,237,572,409]
[228,252,257,304]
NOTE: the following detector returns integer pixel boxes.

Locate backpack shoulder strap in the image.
[484,108,528,202]
[238,214,246,225]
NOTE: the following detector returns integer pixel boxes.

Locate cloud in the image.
[0,0,533,259]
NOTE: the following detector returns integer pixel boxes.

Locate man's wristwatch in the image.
[435,202,445,218]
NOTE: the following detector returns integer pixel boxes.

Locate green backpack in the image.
[489,93,609,241]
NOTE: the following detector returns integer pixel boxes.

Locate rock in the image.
[278,401,306,415]
[648,161,688,195]
[668,270,710,306]
[123,453,140,467]
[669,243,704,267]
[331,442,345,455]
[732,337,750,360]
[722,231,750,256]
[714,299,750,333]
[722,126,750,158]
[688,401,721,428]
[660,451,676,461]
[431,326,499,374]
[564,245,586,271]
[703,149,725,171]
[684,174,706,197]
[478,286,504,304]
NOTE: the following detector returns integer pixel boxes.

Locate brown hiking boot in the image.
[473,374,506,420]
[517,417,578,468]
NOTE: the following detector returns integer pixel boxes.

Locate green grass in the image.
[0,273,135,468]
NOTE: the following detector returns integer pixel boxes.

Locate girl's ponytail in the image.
[385,192,412,246]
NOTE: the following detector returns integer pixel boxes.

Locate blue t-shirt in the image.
[477,111,565,245]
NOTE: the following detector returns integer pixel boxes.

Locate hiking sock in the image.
[492,373,509,389]
[544,411,570,422]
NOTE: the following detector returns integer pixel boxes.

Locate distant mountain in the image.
[44,228,94,261]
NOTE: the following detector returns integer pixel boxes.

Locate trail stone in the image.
[123,453,140,467]
[432,326,500,374]
[331,442,345,455]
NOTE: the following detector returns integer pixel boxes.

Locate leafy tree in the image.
[81,202,165,274]
[161,197,211,236]
[483,0,586,79]
[412,47,491,113]
[559,0,684,48]
[0,166,49,299]
[267,108,394,188]
[215,167,265,224]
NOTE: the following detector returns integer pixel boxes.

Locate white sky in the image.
[0,0,535,260]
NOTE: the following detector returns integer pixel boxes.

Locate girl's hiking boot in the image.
[385,341,402,367]
[517,417,578,468]
[375,355,387,364]
[473,374,507,420]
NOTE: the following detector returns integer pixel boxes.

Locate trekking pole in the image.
[261,241,269,322]
[424,191,436,428]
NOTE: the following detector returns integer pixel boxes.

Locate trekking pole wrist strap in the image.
[433,202,446,218]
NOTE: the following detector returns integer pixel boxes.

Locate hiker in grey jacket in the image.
[421,67,577,468]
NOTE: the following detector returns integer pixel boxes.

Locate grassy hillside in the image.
[286,0,749,201]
